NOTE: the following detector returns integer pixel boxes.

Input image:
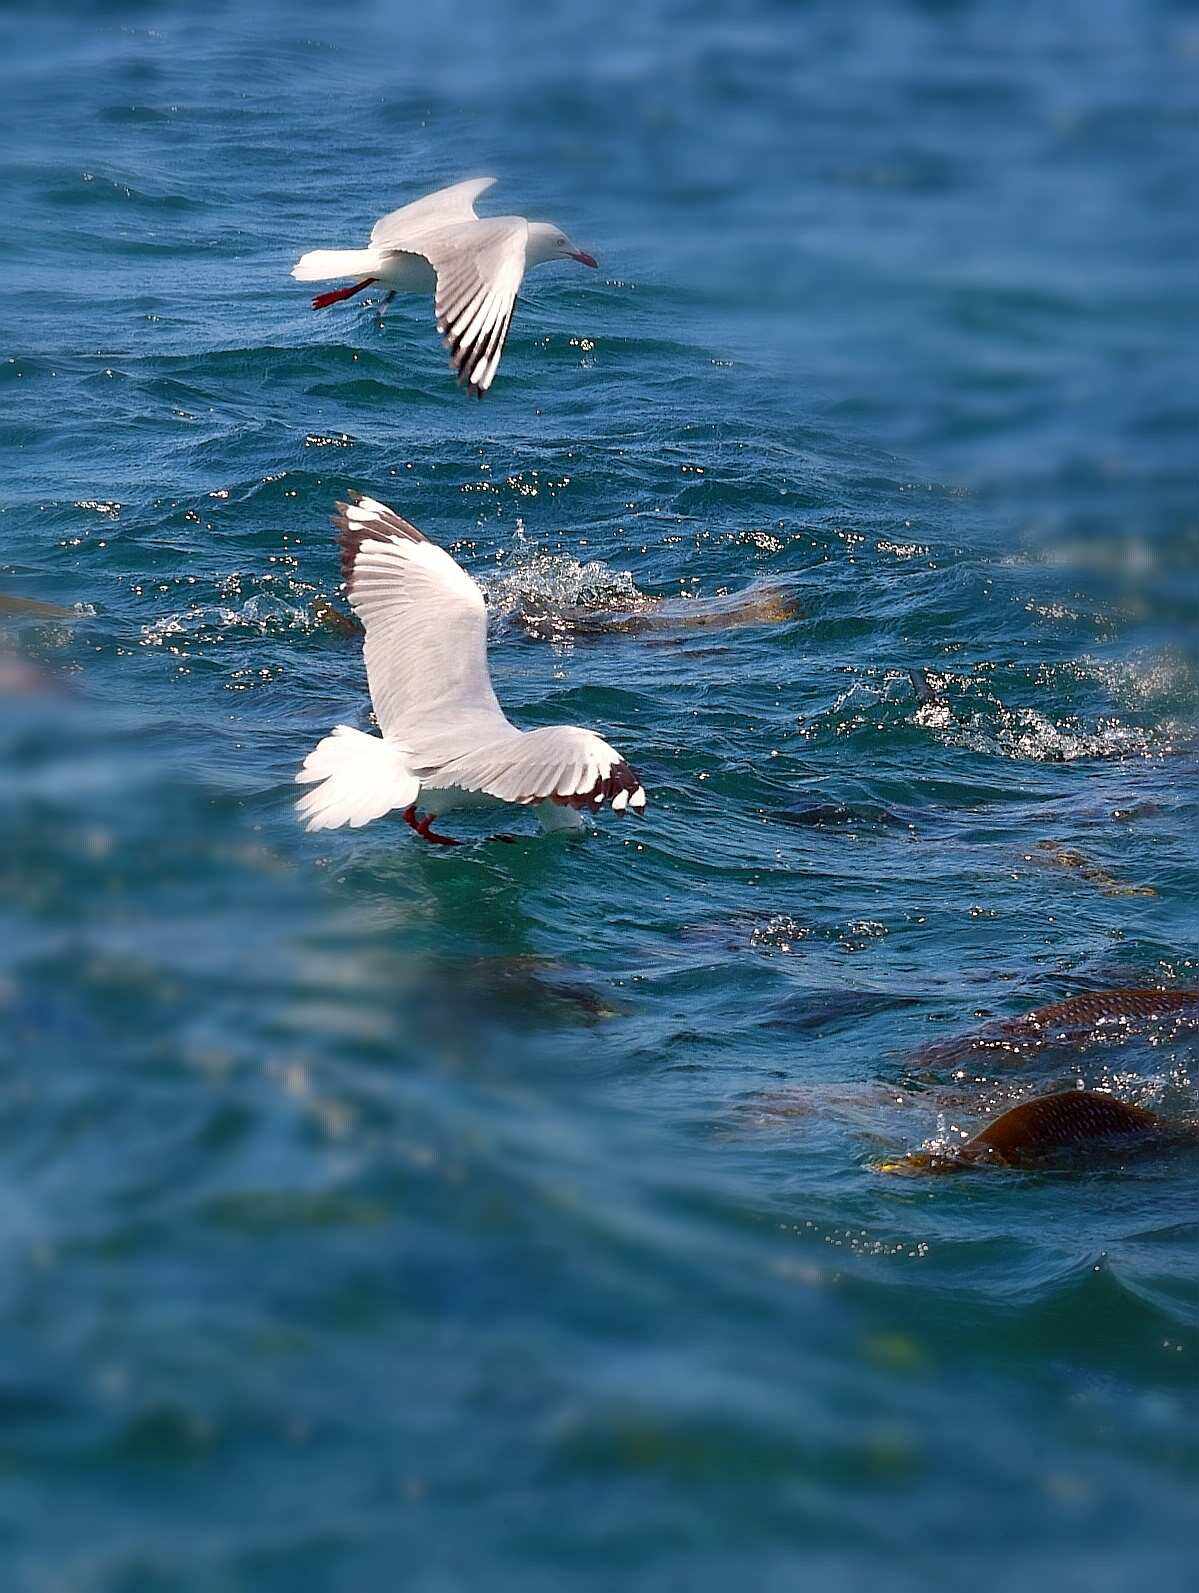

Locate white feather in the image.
[291,248,384,282]
[294,725,419,832]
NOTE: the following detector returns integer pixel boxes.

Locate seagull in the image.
[295,493,647,844]
[291,177,598,396]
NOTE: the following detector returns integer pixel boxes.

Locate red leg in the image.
[403,805,461,847]
[418,814,461,847]
[311,276,378,310]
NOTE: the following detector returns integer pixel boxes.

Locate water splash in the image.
[140,591,318,650]
[481,526,652,639]
[802,664,1194,763]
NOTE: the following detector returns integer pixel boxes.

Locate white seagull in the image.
[291,177,598,397]
[295,493,647,845]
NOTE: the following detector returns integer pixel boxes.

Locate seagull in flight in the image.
[295,493,647,844]
[291,177,598,396]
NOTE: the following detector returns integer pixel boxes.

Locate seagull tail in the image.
[291,248,384,283]
[294,725,419,832]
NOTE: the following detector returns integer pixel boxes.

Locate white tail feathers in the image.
[291,248,382,283]
[294,725,419,832]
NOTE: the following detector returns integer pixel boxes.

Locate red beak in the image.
[570,250,598,268]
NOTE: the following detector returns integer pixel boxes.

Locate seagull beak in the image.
[570,249,598,269]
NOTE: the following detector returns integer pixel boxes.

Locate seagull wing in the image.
[334,494,647,815]
[369,176,498,250]
[335,493,513,765]
[432,725,647,813]
[419,217,529,396]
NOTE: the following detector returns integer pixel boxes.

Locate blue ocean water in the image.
[2,1,1198,1586]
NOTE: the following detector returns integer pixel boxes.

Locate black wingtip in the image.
[332,493,431,588]
[550,760,645,813]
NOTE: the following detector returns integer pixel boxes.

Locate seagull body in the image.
[291,177,598,396]
[295,494,646,844]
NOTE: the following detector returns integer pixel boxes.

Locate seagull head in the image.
[527,222,598,270]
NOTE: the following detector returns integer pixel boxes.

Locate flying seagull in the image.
[291,177,598,396]
[295,493,646,844]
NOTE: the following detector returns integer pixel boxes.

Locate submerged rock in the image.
[876,1088,1191,1174]
[1030,838,1157,897]
[0,593,77,621]
[513,582,800,642]
[912,987,1199,1072]
[771,802,908,830]
[1002,987,1199,1036]
[308,596,363,638]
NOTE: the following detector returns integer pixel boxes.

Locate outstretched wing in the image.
[370,176,497,250]
[335,493,512,762]
[433,725,647,813]
[422,217,528,396]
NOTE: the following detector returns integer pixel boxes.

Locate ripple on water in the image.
[6,1,1199,1583]
[799,660,1195,765]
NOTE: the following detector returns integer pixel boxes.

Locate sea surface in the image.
[2,2,1198,1587]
